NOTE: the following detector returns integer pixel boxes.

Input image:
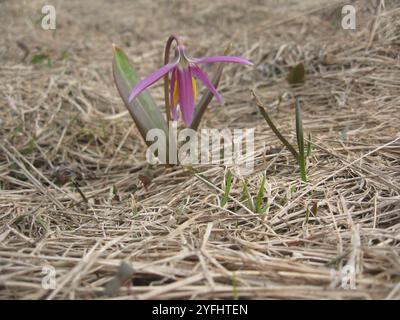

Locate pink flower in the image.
[128,43,253,127]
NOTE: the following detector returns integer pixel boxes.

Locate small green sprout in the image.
[295,98,307,183]
[307,132,313,157]
[232,273,239,300]
[31,53,52,66]
[241,175,269,214]
[221,170,233,207]
[253,91,310,183]
[241,179,254,212]
[255,175,268,214]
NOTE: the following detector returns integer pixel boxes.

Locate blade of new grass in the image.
[221,170,233,207]
[295,98,307,183]
[255,175,266,213]
[252,91,299,160]
[307,132,313,157]
[242,180,254,212]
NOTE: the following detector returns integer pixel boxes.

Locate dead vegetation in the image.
[0,0,399,299]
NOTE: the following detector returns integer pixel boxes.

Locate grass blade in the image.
[255,175,266,213]
[221,170,233,207]
[295,98,307,183]
[242,180,254,212]
[253,91,299,160]
[307,132,313,157]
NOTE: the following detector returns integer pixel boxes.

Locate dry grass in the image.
[0,0,399,299]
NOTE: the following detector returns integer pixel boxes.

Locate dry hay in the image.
[0,0,399,299]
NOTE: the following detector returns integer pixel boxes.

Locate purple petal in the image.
[128,60,178,103]
[194,56,253,66]
[177,67,195,127]
[191,65,223,105]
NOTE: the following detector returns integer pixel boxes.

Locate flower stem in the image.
[163,35,180,124]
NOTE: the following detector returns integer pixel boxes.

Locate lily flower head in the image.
[128,40,253,127]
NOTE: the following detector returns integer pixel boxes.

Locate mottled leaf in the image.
[113,45,168,145]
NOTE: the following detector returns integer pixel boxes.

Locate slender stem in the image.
[295,97,307,183]
[252,90,299,160]
[299,157,307,183]
[163,35,180,124]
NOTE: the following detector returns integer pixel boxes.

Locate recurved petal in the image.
[191,65,223,105]
[128,59,179,103]
[194,55,253,66]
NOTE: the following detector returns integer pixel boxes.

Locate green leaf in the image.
[112,184,118,195]
[112,45,168,145]
[295,98,307,183]
[35,217,49,232]
[31,53,51,65]
[255,175,266,214]
[287,63,305,86]
[253,92,299,160]
[232,273,239,300]
[221,170,233,207]
[24,138,35,154]
[306,132,313,157]
[13,214,49,232]
[295,99,304,155]
[242,180,254,212]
